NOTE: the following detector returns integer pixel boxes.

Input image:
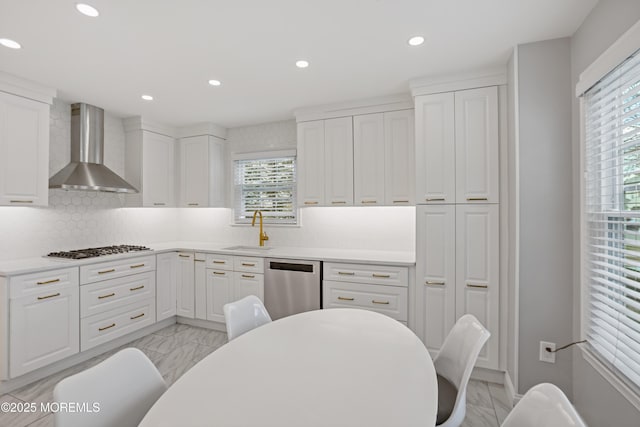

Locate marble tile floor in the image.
[0,324,511,427]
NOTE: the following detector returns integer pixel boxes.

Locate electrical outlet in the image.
[539,341,556,363]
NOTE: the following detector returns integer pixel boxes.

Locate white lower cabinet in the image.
[206,269,232,323]
[8,267,79,378]
[233,272,264,302]
[176,252,195,318]
[156,252,177,321]
[415,204,499,369]
[194,253,207,320]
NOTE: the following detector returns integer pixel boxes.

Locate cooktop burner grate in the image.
[47,245,152,260]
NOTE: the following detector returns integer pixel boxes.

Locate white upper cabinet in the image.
[415,92,455,204]
[124,127,176,207]
[455,86,499,203]
[354,113,385,205]
[384,110,415,205]
[324,117,354,206]
[179,135,226,207]
[297,120,326,206]
[0,91,50,206]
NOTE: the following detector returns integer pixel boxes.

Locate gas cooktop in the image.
[47,245,152,260]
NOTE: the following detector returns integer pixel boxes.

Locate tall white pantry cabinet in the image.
[415,85,500,370]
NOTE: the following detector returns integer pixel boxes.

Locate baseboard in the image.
[504,370,523,406]
[471,367,506,384]
[177,316,226,332]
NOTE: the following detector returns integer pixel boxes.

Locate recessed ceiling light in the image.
[141,95,153,101]
[76,3,100,17]
[208,79,221,86]
[0,38,21,49]
[408,36,425,46]
[296,60,309,69]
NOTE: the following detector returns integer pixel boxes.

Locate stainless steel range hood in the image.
[49,103,138,193]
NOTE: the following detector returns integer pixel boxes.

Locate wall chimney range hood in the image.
[49,103,138,193]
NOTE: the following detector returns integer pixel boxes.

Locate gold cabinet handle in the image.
[361,200,377,204]
[98,268,115,275]
[188,203,199,206]
[372,273,390,278]
[241,263,256,267]
[212,260,226,264]
[338,271,355,276]
[130,285,144,291]
[130,263,145,269]
[304,201,318,205]
[213,271,226,275]
[426,281,445,286]
[37,278,60,285]
[372,300,390,305]
[98,292,116,299]
[467,283,488,289]
[331,201,347,204]
[467,197,488,201]
[153,202,166,206]
[179,254,191,258]
[10,200,33,204]
[338,296,354,301]
[99,323,116,331]
[130,313,145,320]
[426,198,445,201]
[393,200,409,204]
[241,274,255,279]
[194,259,205,262]
[37,292,60,300]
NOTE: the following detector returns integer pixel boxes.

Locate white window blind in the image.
[584,48,640,389]
[234,154,297,224]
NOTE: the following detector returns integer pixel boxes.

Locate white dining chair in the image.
[501,383,586,427]
[223,295,272,341]
[434,314,491,427]
[53,347,167,427]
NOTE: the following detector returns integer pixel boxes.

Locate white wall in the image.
[571,1,640,425]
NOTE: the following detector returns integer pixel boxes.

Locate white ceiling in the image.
[0,0,597,128]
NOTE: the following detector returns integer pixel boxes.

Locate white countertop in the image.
[0,241,414,276]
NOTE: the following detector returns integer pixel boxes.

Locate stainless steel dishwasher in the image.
[264,258,321,320]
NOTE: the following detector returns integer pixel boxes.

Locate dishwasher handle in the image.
[268,261,315,273]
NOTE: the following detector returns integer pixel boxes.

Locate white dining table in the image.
[139,308,437,427]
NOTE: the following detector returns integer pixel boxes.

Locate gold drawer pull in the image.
[10,200,33,204]
[194,259,205,262]
[153,202,166,206]
[242,263,256,267]
[426,281,445,286]
[130,313,145,320]
[188,203,199,206]
[372,300,390,305]
[331,201,346,204]
[338,296,354,301]
[338,271,355,276]
[372,273,390,278]
[130,285,144,291]
[304,201,318,205]
[98,268,115,275]
[213,260,226,264]
[99,323,116,331]
[130,263,145,269]
[179,254,191,258]
[361,200,377,204]
[467,197,488,201]
[241,274,255,279]
[37,292,60,300]
[467,283,488,289]
[98,292,115,299]
[426,198,445,201]
[37,278,60,285]
[393,200,409,203]
[213,271,226,275]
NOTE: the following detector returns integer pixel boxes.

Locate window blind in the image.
[584,48,640,389]
[234,155,297,224]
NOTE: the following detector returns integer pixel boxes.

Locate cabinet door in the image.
[0,92,49,206]
[354,113,385,205]
[143,132,175,207]
[179,136,209,207]
[176,252,195,318]
[297,121,325,206]
[324,117,354,206]
[208,137,226,207]
[194,253,207,320]
[10,287,79,377]
[455,204,499,369]
[455,87,499,203]
[415,93,455,204]
[384,110,415,205]
[206,269,233,323]
[156,252,177,321]
[415,205,456,357]
[233,272,264,302]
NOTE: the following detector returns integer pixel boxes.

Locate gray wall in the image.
[571,1,640,425]
[516,38,574,396]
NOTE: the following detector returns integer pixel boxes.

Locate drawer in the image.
[81,299,156,351]
[323,280,408,321]
[9,267,79,299]
[80,255,156,284]
[206,253,234,271]
[323,263,408,287]
[80,271,156,318]
[233,256,264,273]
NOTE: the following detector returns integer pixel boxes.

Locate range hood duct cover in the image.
[49,103,138,193]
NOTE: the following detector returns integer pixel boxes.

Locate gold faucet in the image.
[251,210,269,247]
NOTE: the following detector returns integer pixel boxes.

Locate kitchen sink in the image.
[222,245,273,251]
